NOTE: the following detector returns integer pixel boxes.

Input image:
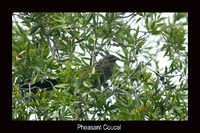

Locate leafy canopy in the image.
[12,12,188,120]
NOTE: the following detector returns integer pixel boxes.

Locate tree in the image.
[12,12,188,120]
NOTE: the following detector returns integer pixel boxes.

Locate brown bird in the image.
[93,54,119,88]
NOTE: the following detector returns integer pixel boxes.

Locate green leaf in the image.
[55,83,69,89]
[52,24,67,30]
[145,16,149,32]
[29,26,41,35]
[137,40,145,48]
[68,31,80,38]
[164,46,170,57]
[83,80,93,88]
[85,14,94,24]
[91,66,96,75]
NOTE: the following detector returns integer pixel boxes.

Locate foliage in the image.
[12,12,188,120]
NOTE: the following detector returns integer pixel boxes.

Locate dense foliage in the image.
[12,12,188,120]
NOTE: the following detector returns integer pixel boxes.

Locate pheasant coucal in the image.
[19,54,119,91]
[93,54,119,88]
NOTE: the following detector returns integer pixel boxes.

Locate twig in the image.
[118,13,137,18]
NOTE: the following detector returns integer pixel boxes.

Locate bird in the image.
[19,54,119,92]
[93,54,119,88]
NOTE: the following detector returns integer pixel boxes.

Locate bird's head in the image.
[106,54,119,63]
